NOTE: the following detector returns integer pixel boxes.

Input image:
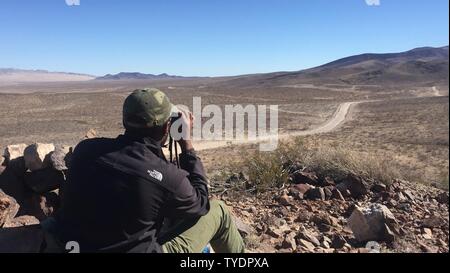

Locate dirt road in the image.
[194,101,361,151]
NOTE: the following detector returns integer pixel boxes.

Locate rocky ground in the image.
[223,170,449,253]
[1,132,449,253]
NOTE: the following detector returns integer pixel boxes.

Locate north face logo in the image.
[147,170,163,181]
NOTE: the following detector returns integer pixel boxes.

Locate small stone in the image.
[0,190,20,227]
[421,216,445,228]
[403,190,415,201]
[295,212,311,223]
[323,187,334,200]
[306,187,325,201]
[297,231,321,247]
[24,143,55,171]
[278,194,291,206]
[331,235,347,249]
[422,228,433,240]
[322,177,336,186]
[85,129,98,139]
[371,183,387,193]
[331,188,346,201]
[436,192,449,204]
[281,233,297,251]
[365,241,381,253]
[4,144,27,162]
[298,239,315,252]
[267,227,284,238]
[294,184,313,195]
[234,217,254,238]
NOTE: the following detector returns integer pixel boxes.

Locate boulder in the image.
[0,190,20,227]
[336,174,369,199]
[24,168,65,194]
[49,146,73,171]
[0,156,4,166]
[291,171,319,185]
[24,143,55,171]
[3,144,27,162]
[306,187,325,201]
[348,204,398,242]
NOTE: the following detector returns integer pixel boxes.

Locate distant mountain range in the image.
[218,46,449,87]
[95,72,185,81]
[2,46,448,86]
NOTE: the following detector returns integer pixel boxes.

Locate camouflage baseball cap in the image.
[123,88,175,129]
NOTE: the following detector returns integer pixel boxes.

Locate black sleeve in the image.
[165,150,210,219]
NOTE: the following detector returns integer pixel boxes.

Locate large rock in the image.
[0,190,20,227]
[348,204,398,242]
[0,167,27,203]
[3,144,27,162]
[291,171,319,185]
[3,215,40,228]
[306,187,326,201]
[24,143,55,172]
[24,168,65,194]
[336,174,369,199]
[49,146,73,171]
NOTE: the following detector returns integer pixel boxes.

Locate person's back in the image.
[53,88,245,253]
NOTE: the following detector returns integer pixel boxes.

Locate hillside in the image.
[214,46,449,88]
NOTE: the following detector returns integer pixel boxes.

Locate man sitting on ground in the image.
[53,88,245,253]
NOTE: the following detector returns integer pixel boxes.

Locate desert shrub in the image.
[223,137,403,194]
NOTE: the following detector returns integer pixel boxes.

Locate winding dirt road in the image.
[193,86,448,151]
[194,101,362,151]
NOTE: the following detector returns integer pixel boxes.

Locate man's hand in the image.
[173,108,194,152]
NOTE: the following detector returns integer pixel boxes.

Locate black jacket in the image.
[56,133,210,253]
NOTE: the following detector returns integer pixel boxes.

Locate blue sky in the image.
[0,0,448,76]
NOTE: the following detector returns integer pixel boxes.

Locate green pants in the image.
[162,200,245,253]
